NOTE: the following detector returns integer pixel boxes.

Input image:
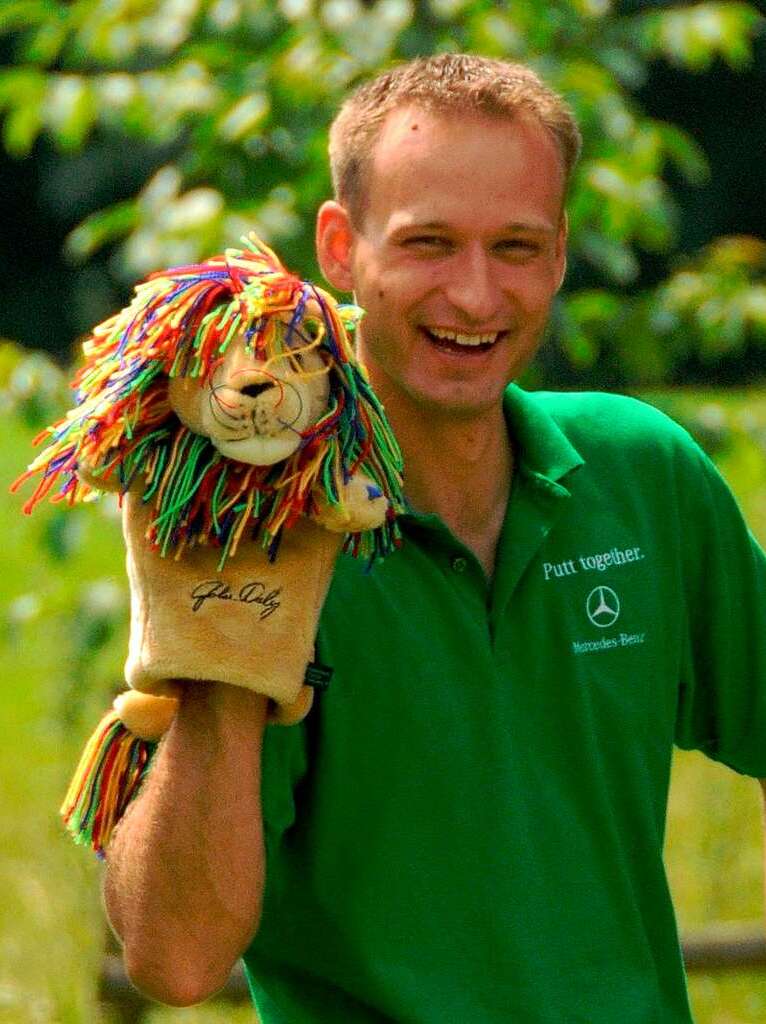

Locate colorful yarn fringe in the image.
[12,233,404,565]
[60,709,156,858]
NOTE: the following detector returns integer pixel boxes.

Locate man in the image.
[103,54,766,1022]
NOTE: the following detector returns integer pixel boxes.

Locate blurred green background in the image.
[2,1,766,1021]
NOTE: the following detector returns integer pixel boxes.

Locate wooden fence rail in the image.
[681,924,766,970]
[99,925,766,1021]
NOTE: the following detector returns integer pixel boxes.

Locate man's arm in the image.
[102,681,270,1007]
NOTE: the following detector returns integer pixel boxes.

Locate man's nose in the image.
[442,244,502,322]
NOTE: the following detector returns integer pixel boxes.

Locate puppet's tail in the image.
[61,691,178,857]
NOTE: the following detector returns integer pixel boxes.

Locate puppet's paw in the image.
[113,690,179,741]
[312,472,388,533]
[267,685,314,725]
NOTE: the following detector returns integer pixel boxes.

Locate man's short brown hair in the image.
[329,53,582,227]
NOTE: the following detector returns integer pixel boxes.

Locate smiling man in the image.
[315,86,569,575]
[103,55,766,1023]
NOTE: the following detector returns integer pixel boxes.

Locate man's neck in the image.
[388,399,514,577]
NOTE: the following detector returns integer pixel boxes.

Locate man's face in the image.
[320,105,567,420]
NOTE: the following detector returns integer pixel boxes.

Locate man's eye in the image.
[404,236,450,250]
[497,239,539,256]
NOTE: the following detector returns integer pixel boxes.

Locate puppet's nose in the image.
[239,381,272,399]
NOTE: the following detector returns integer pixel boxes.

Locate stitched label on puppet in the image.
[304,662,333,690]
[190,580,282,618]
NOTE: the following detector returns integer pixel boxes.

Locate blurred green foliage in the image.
[0,0,765,385]
[1,342,127,728]
[1,343,126,1023]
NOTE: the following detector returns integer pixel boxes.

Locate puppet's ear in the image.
[315,201,355,294]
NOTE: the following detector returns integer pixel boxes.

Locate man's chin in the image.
[404,384,510,421]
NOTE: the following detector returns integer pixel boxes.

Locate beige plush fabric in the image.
[123,492,342,724]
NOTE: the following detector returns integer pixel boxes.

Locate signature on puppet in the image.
[190,580,282,619]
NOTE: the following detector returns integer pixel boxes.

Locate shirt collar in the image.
[503,384,584,485]
[399,385,585,521]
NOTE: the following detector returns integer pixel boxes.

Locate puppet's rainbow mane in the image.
[13,235,404,564]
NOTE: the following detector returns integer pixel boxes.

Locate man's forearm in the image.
[103,681,270,1007]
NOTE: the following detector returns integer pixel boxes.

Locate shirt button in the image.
[451,556,468,573]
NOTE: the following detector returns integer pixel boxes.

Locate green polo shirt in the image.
[243,386,766,1023]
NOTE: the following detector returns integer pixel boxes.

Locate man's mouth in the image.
[420,327,503,353]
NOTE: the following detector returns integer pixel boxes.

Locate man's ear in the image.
[316,201,355,293]
[555,211,568,293]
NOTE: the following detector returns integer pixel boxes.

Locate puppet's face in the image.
[167,324,330,466]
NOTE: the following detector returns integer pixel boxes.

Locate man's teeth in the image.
[427,328,499,347]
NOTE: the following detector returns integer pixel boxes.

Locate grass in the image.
[1,385,766,1022]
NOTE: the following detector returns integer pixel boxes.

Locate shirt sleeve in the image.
[260,716,309,850]
[674,444,766,777]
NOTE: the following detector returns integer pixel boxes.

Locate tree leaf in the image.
[64,200,138,262]
[44,74,97,151]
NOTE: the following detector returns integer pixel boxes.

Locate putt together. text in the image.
[543,546,645,581]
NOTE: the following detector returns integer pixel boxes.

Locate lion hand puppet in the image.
[13,234,404,855]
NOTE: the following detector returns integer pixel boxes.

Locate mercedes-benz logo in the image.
[586,586,620,628]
